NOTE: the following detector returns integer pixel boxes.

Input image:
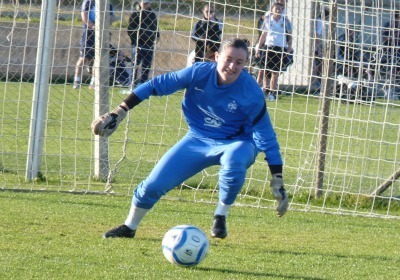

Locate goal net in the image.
[0,0,399,219]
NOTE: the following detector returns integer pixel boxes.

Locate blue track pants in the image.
[132,132,258,209]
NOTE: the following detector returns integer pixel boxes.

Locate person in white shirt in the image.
[256,2,292,100]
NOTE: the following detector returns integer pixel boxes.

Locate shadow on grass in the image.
[194,266,323,280]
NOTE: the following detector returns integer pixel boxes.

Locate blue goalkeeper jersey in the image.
[134,62,282,165]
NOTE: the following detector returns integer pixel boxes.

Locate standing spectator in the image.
[92,38,288,239]
[73,0,115,89]
[382,11,400,94]
[382,11,400,57]
[128,0,160,86]
[311,7,329,94]
[191,4,223,62]
[256,0,287,42]
[256,2,292,101]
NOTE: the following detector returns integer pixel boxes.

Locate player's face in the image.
[215,46,247,85]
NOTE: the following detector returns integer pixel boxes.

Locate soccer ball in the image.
[162,225,209,267]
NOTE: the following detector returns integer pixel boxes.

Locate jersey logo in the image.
[198,106,225,128]
[226,101,237,113]
[194,87,205,93]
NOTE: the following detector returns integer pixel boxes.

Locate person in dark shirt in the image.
[127,0,160,86]
[191,4,223,62]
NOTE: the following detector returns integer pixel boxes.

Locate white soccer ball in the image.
[162,225,209,267]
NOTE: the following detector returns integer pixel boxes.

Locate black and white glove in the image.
[91,105,128,137]
[270,174,289,217]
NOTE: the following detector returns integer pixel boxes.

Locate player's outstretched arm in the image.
[270,173,289,217]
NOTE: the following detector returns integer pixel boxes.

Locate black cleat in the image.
[210,215,228,239]
[103,224,136,238]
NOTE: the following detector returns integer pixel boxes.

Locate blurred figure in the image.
[73,0,115,89]
[256,2,292,101]
[381,11,400,98]
[128,0,160,86]
[336,26,360,79]
[311,7,329,94]
[191,4,223,63]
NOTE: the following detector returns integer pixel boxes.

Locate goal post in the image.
[26,0,57,181]
[93,0,111,180]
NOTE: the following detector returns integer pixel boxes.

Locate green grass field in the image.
[1,190,399,279]
[1,82,400,217]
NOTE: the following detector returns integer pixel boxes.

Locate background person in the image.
[73,0,115,89]
[128,0,160,87]
[256,2,292,101]
[381,10,400,97]
[311,7,329,94]
[191,4,223,63]
[336,26,360,79]
[91,38,289,239]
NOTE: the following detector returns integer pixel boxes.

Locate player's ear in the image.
[214,51,219,61]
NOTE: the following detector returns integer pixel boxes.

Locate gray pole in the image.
[93,0,110,180]
[25,0,56,181]
[315,3,337,197]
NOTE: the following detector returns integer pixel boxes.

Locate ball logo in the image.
[191,235,200,243]
[185,249,193,256]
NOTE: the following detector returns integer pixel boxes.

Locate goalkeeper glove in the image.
[270,174,289,217]
[91,105,128,137]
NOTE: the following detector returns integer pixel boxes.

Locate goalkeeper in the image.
[92,38,289,239]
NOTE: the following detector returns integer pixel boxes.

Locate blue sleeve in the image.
[133,67,193,101]
[252,109,283,166]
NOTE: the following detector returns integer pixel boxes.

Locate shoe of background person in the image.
[268,94,276,101]
[210,215,228,239]
[73,81,81,89]
[103,224,136,238]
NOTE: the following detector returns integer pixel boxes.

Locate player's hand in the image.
[270,174,289,217]
[91,105,128,137]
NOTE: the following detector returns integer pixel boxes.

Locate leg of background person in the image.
[133,48,144,86]
[257,69,265,89]
[140,48,154,84]
[311,57,322,90]
[194,41,205,62]
[270,72,279,92]
[73,57,86,89]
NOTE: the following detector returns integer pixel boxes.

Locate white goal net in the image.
[0,0,399,219]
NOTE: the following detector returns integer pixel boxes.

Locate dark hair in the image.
[219,38,249,60]
[271,2,284,11]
